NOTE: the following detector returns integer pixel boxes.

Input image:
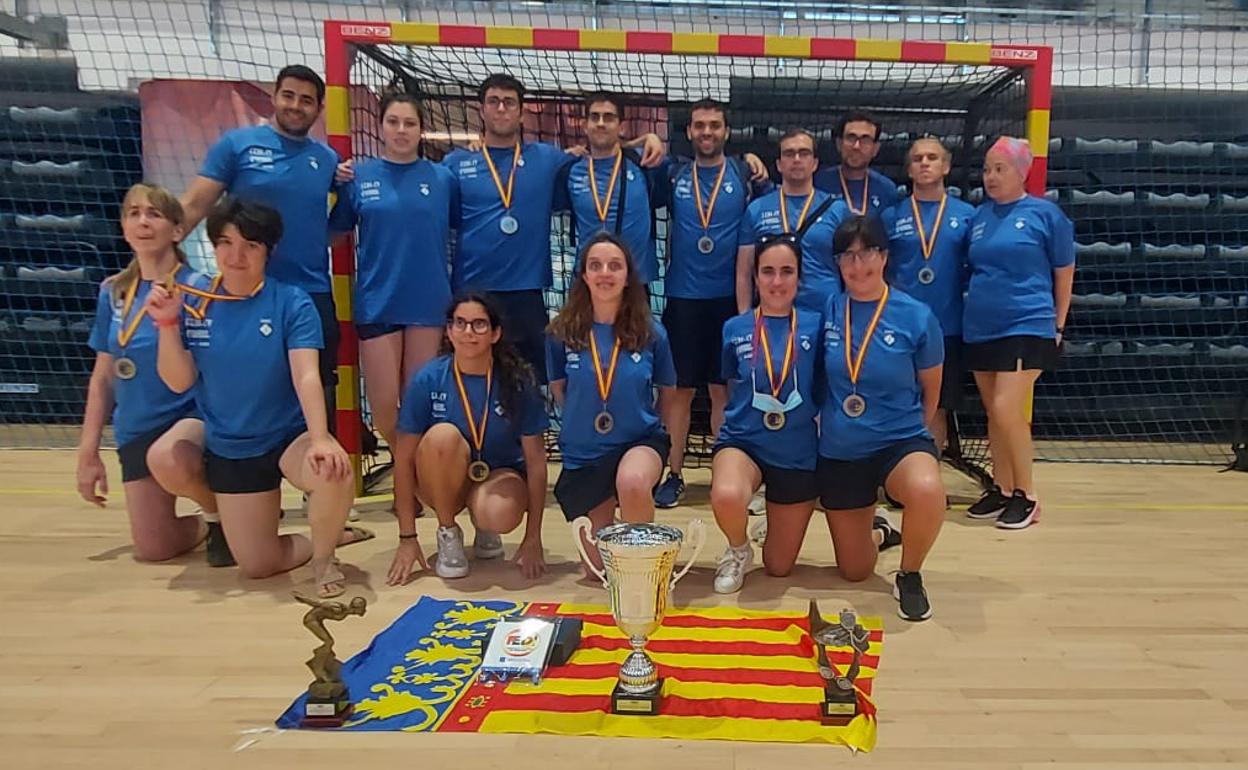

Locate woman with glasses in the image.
[709,234,822,594]
[547,232,677,578]
[389,292,549,584]
[962,137,1074,530]
[329,92,459,458]
[817,216,947,621]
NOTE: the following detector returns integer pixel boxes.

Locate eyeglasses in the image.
[841,133,877,148]
[484,96,520,110]
[836,247,884,264]
[757,232,802,249]
[779,148,814,160]
[451,317,492,334]
[588,111,620,124]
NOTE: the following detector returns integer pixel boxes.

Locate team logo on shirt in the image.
[431,390,448,414]
[244,147,275,170]
[309,157,319,170]
[871,195,881,208]
[565,350,581,369]
[420,183,431,196]
[626,170,635,181]
[800,336,812,351]
[259,318,273,337]
[724,182,735,195]
[883,331,896,346]
[185,316,211,346]
[824,320,842,345]
[630,352,642,363]
[1015,218,1026,230]
[949,218,959,229]
[494,404,505,416]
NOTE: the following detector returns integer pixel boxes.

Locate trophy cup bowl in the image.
[573,518,705,714]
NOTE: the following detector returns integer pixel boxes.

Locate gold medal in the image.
[594,410,615,435]
[763,411,786,431]
[452,358,493,484]
[113,356,137,380]
[754,309,797,426]
[842,285,889,421]
[842,393,867,418]
[468,460,491,483]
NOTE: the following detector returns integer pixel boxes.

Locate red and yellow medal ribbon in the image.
[116,268,191,347]
[692,161,727,232]
[452,358,492,456]
[754,309,797,398]
[844,285,890,390]
[588,330,622,406]
[910,193,948,261]
[588,149,623,226]
[839,169,871,216]
[482,142,520,211]
[178,275,265,320]
[778,188,815,234]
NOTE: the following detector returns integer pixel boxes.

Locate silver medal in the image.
[697,235,715,254]
[499,214,519,235]
[917,266,935,285]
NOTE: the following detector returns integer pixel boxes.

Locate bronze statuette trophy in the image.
[295,592,367,728]
[808,600,870,724]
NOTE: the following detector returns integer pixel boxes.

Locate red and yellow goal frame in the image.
[322,20,1054,490]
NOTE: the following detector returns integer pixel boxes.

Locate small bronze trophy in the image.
[294,592,367,728]
[808,600,870,725]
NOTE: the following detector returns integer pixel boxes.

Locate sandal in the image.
[338,525,376,548]
[311,556,346,599]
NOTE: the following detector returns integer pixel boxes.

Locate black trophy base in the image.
[820,683,859,726]
[301,694,352,728]
[611,679,663,715]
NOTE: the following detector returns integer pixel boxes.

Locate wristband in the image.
[155,317,180,328]
[399,532,419,540]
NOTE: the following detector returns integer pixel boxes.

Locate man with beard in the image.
[814,110,898,219]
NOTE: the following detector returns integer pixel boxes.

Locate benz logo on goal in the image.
[990,47,1039,62]
[342,24,391,39]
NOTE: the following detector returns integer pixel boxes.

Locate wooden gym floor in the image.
[2,449,1247,768]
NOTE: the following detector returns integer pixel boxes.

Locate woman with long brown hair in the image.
[547,231,677,576]
[76,183,225,564]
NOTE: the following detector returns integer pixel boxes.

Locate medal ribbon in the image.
[482,143,520,211]
[754,309,797,398]
[116,269,192,347]
[838,169,871,216]
[452,358,492,457]
[588,330,622,407]
[588,149,623,226]
[692,161,727,232]
[778,188,815,234]
[910,193,948,261]
[843,285,890,391]
[178,275,266,320]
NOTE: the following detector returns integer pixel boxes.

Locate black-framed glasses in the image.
[757,232,802,250]
[841,133,877,147]
[484,96,520,110]
[451,317,492,334]
[836,246,884,264]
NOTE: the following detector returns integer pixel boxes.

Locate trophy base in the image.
[301,691,352,728]
[611,679,663,715]
[820,684,859,726]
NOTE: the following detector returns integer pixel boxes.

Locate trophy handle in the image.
[669,518,706,589]
[571,516,608,587]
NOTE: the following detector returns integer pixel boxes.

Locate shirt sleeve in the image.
[552,161,574,213]
[516,384,551,436]
[915,307,945,370]
[87,285,111,352]
[645,156,672,210]
[284,288,325,351]
[396,367,434,435]
[327,180,357,234]
[545,334,567,383]
[447,169,462,230]
[198,133,237,185]
[650,324,677,387]
[1046,205,1076,268]
[737,203,758,247]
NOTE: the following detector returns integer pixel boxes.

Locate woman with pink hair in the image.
[963,137,1075,530]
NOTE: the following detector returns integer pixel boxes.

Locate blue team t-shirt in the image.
[814,166,898,219]
[881,195,975,337]
[183,279,323,458]
[666,159,764,299]
[546,321,676,469]
[328,157,459,327]
[963,196,1076,343]
[561,153,669,284]
[198,124,339,293]
[443,142,575,292]
[87,266,211,446]
[396,354,548,471]
[715,309,823,471]
[818,288,944,461]
[739,189,848,312]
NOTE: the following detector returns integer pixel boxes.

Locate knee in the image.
[236,555,281,580]
[902,476,946,512]
[615,468,653,499]
[710,481,750,513]
[306,469,353,497]
[762,551,795,578]
[133,540,184,563]
[146,446,194,486]
[836,563,874,583]
[473,503,523,534]
[422,423,468,458]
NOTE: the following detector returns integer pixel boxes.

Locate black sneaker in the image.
[873,513,902,552]
[893,571,931,621]
[966,485,1009,519]
[205,521,236,568]
[996,490,1040,530]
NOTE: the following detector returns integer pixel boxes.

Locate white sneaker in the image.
[748,517,768,546]
[435,526,470,578]
[474,529,504,560]
[747,488,766,516]
[713,543,754,594]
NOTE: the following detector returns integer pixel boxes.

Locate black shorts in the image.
[491,289,549,384]
[662,296,737,389]
[309,292,340,388]
[116,422,181,483]
[940,335,965,411]
[204,431,304,495]
[553,432,671,521]
[817,436,938,511]
[355,322,405,341]
[965,334,1059,373]
[712,443,817,505]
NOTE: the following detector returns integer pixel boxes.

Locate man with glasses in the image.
[738,129,849,313]
[814,110,898,220]
[442,75,665,379]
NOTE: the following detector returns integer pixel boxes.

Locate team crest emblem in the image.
[949,218,959,229]
[309,157,319,170]
[724,182,734,194]
[259,321,273,337]
[626,170,635,181]
[631,352,642,363]
[420,183,431,196]
[883,331,895,346]
[801,338,811,351]
[1015,218,1026,229]
[494,404,505,416]
[871,196,880,208]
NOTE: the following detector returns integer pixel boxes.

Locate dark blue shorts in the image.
[817,436,938,511]
[553,433,670,521]
[712,443,817,505]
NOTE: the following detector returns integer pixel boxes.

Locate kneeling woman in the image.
[547,232,677,576]
[77,183,221,563]
[710,234,821,594]
[818,216,947,621]
[147,198,368,598]
[389,292,549,584]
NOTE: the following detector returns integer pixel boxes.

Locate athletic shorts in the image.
[204,431,304,495]
[965,334,1059,373]
[308,292,340,389]
[116,420,184,483]
[712,443,817,505]
[817,436,939,510]
[553,432,670,521]
[662,296,737,389]
[940,335,965,411]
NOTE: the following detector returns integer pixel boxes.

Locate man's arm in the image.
[180,176,227,234]
[735,245,756,313]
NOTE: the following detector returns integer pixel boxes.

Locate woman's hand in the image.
[306,436,351,481]
[76,451,109,507]
[386,537,430,585]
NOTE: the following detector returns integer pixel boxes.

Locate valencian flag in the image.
[277,597,883,752]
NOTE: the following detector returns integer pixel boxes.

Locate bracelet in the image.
[398,532,419,540]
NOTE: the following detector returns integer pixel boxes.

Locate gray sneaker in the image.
[435,526,470,578]
[474,528,504,560]
[713,543,754,594]
[748,517,768,546]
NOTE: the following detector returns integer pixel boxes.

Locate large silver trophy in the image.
[573,518,705,715]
